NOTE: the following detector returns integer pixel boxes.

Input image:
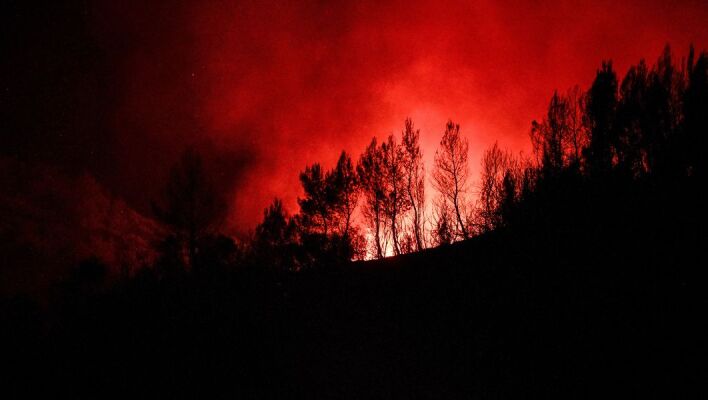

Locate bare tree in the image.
[381,135,410,255]
[476,142,515,232]
[566,86,588,169]
[357,138,387,259]
[401,118,426,251]
[432,120,470,240]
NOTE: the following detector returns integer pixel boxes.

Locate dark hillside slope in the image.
[2,180,706,398]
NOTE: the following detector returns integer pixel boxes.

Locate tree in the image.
[585,61,618,176]
[297,151,361,265]
[498,169,519,228]
[432,120,470,240]
[531,88,588,178]
[381,134,410,255]
[325,151,363,262]
[401,118,426,251]
[254,198,297,270]
[566,86,588,170]
[683,47,708,177]
[299,151,359,238]
[432,197,454,246]
[358,138,387,259]
[477,142,515,232]
[531,91,568,176]
[328,151,359,238]
[643,46,684,177]
[152,148,224,270]
[615,60,649,177]
[196,234,240,273]
[298,163,331,235]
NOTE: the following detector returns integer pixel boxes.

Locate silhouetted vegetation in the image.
[433,120,471,240]
[151,148,227,270]
[2,45,707,397]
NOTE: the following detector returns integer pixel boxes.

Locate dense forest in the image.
[2,45,707,397]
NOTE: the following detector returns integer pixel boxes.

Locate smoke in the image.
[5,0,707,232]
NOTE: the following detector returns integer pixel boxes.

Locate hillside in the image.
[0,157,165,296]
[2,178,704,397]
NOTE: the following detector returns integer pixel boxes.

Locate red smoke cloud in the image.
[90,0,708,231]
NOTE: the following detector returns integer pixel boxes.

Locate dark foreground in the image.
[2,182,706,398]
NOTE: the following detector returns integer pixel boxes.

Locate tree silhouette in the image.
[531,91,568,176]
[298,151,359,238]
[615,60,649,178]
[358,138,387,259]
[152,148,223,270]
[402,118,426,251]
[432,120,470,240]
[566,86,588,171]
[381,135,410,255]
[645,46,684,177]
[683,47,708,177]
[329,151,359,239]
[298,163,331,235]
[585,61,618,177]
[498,169,519,228]
[195,234,240,273]
[531,87,588,180]
[476,142,515,232]
[297,151,361,264]
[324,151,364,262]
[254,198,297,270]
[431,196,454,246]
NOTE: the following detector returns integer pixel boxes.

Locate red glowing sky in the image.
[86,0,708,231]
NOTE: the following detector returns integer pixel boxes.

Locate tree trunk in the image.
[453,194,468,239]
[409,189,423,251]
[375,210,383,259]
[391,213,400,256]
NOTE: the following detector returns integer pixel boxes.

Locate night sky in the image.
[3,0,708,232]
